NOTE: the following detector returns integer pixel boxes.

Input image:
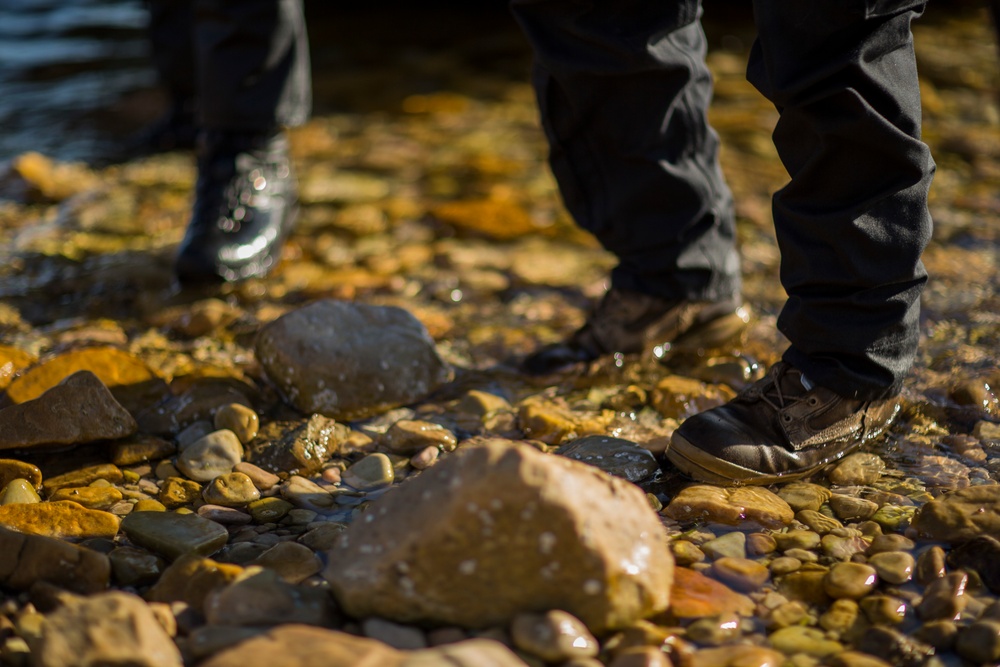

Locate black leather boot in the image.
[174,129,298,285]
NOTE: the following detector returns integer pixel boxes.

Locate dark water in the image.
[0,0,154,162]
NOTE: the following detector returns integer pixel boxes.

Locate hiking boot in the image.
[667,361,899,485]
[174,129,298,285]
[522,287,750,375]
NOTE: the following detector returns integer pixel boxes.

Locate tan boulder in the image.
[324,439,673,632]
[28,591,182,667]
[0,371,136,450]
[254,300,452,420]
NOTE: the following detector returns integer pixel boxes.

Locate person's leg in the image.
[668,0,934,484]
[174,0,312,284]
[511,0,746,372]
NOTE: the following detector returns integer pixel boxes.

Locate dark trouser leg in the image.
[509,0,740,302]
[147,0,197,108]
[748,0,934,400]
[193,0,312,131]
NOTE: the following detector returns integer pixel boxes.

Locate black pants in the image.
[510,0,935,401]
[147,0,311,131]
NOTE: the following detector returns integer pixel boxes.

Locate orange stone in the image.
[0,500,120,540]
[0,346,36,392]
[667,567,755,619]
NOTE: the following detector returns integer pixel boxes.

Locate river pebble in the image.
[510,609,598,662]
[341,452,395,491]
[828,452,885,486]
[0,478,41,505]
[214,404,260,445]
[202,472,261,507]
[710,557,769,592]
[176,430,244,482]
[867,551,914,584]
[824,562,878,599]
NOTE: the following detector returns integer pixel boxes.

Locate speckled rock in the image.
[555,436,658,483]
[510,610,598,662]
[176,429,244,482]
[324,439,673,632]
[0,525,110,593]
[245,415,345,477]
[121,510,229,561]
[911,484,1000,543]
[255,300,452,420]
[0,500,119,539]
[663,485,793,529]
[28,591,182,667]
[0,370,137,451]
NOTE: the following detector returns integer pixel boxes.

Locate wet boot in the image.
[522,287,750,375]
[174,129,297,285]
[667,361,899,485]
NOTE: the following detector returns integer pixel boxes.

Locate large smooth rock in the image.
[0,371,136,450]
[324,439,673,632]
[0,525,110,594]
[28,591,182,667]
[255,300,451,420]
[911,485,1000,543]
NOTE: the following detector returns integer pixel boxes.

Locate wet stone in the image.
[0,525,110,594]
[555,436,659,483]
[108,546,164,587]
[774,530,821,552]
[342,452,395,491]
[0,500,119,540]
[768,627,842,658]
[510,610,598,662]
[710,557,769,593]
[197,626,402,667]
[870,504,914,533]
[177,421,214,450]
[205,568,337,628]
[663,485,793,530]
[176,429,244,482]
[49,485,123,510]
[0,459,42,490]
[687,646,785,667]
[917,572,969,621]
[910,485,1000,543]
[778,569,831,607]
[915,545,947,584]
[197,505,253,526]
[859,595,907,625]
[825,652,894,667]
[685,612,741,646]
[770,557,802,576]
[955,619,1000,663]
[821,532,870,561]
[867,551,914,585]
[0,479,40,505]
[232,462,281,491]
[795,509,842,534]
[671,540,706,566]
[410,445,440,470]
[214,403,260,444]
[768,601,809,629]
[120,510,229,561]
[670,566,755,619]
[248,541,322,584]
[361,617,427,650]
[202,472,261,507]
[746,532,776,556]
[280,475,335,510]
[136,380,253,438]
[382,419,458,455]
[701,532,747,560]
[147,554,244,614]
[134,499,166,512]
[856,626,935,667]
[828,452,886,486]
[947,535,1000,594]
[247,497,293,523]
[819,599,860,636]
[829,494,879,522]
[777,482,832,513]
[867,533,914,554]
[298,522,346,551]
[912,619,958,651]
[824,562,878,599]
[608,646,669,667]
